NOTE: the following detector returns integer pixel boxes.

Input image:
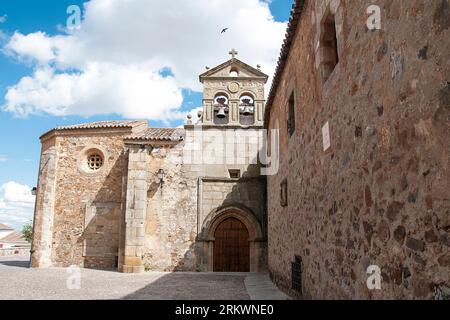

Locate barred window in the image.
[280,178,288,207]
[87,154,103,171]
[287,91,295,137]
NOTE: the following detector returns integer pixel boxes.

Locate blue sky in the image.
[0,0,292,229]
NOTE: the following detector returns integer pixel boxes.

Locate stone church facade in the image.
[265,0,449,299]
[30,0,450,300]
[31,55,269,273]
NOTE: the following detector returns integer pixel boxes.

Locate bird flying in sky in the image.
[221,28,228,33]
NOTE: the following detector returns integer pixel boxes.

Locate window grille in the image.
[292,255,302,293]
[87,154,103,171]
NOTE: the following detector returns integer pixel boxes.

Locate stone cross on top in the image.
[229,49,238,59]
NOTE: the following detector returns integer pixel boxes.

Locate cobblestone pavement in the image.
[0,255,287,300]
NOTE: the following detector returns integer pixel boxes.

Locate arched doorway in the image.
[213,217,250,272]
[199,205,265,272]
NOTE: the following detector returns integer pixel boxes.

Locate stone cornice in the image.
[40,127,135,143]
[201,176,265,183]
[202,76,267,82]
[123,140,181,147]
[199,58,269,83]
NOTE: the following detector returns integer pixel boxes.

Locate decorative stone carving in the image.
[228,82,240,93]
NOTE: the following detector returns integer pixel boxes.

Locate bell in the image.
[217,106,226,118]
[242,105,253,116]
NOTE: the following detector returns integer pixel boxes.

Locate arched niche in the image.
[213,93,229,124]
[229,67,239,77]
[239,93,255,125]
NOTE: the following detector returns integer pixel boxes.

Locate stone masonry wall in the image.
[38,127,266,272]
[267,0,450,299]
[141,126,267,272]
[184,127,267,271]
[31,137,58,268]
[122,146,148,273]
[51,132,128,268]
[143,143,198,271]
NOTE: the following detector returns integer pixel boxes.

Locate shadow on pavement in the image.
[122,272,250,300]
[0,257,30,268]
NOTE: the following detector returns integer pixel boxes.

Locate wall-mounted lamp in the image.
[31,187,37,196]
[157,169,165,186]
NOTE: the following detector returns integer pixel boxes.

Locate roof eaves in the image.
[39,121,147,141]
[124,128,185,142]
[264,0,306,125]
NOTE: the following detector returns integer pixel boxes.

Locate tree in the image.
[22,223,33,243]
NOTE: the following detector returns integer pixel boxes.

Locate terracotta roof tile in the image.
[56,120,147,130]
[125,128,185,142]
[40,120,148,140]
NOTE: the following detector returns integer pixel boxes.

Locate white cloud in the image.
[0,15,6,24]
[5,31,56,64]
[4,63,184,120]
[0,181,35,230]
[0,155,7,162]
[2,0,286,121]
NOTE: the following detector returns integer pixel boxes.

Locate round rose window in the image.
[87,154,103,171]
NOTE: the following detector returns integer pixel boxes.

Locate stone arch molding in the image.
[237,90,257,99]
[199,203,265,272]
[200,203,263,241]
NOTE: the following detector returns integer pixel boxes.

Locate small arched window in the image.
[320,11,339,83]
[239,95,254,107]
[213,93,229,124]
[229,68,239,77]
[239,94,255,125]
[214,94,229,106]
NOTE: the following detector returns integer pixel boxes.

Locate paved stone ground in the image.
[0,255,288,300]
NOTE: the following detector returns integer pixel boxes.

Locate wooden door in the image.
[213,217,250,272]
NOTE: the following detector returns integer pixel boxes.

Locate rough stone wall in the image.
[50,132,128,268]
[138,126,267,272]
[267,0,450,299]
[142,143,198,271]
[35,127,267,272]
[141,138,266,272]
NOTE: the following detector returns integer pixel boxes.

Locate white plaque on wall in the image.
[322,121,330,151]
